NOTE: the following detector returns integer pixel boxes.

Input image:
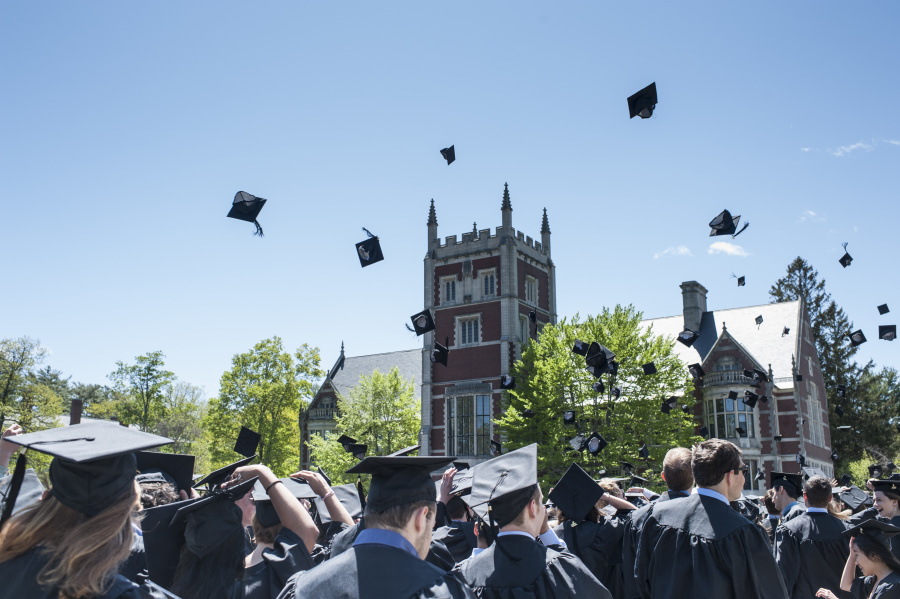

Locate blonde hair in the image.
[595,478,623,509]
[0,490,138,599]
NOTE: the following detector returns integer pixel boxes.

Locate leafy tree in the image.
[155,381,208,456]
[32,366,71,409]
[70,383,121,420]
[495,306,699,490]
[0,336,48,426]
[108,351,175,432]
[206,338,324,477]
[306,367,421,485]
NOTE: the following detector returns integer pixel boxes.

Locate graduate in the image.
[817,520,900,599]
[625,439,788,599]
[451,444,613,599]
[774,475,852,599]
[276,454,473,598]
[431,466,478,564]
[772,471,807,523]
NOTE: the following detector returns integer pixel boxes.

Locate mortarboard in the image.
[450,468,474,497]
[347,455,455,512]
[835,405,844,417]
[627,82,657,119]
[585,343,616,375]
[880,325,896,341]
[141,498,195,589]
[440,145,455,165]
[490,440,502,455]
[346,444,367,460]
[233,426,261,458]
[356,228,384,268]
[585,433,608,455]
[2,421,171,518]
[837,385,847,398]
[844,519,900,551]
[709,209,748,238]
[521,408,535,418]
[681,404,691,414]
[743,393,758,409]
[227,191,266,236]
[870,479,900,495]
[336,434,358,448]
[677,329,699,347]
[572,340,588,356]
[631,474,649,486]
[839,252,853,268]
[840,486,869,511]
[314,483,363,524]
[688,363,705,379]
[592,381,605,394]
[529,310,537,324]
[568,433,587,452]
[849,330,867,346]
[774,434,783,441]
[620,461,634,473]
[317,466,332,487]
[251,478,318,527]
[192,454,256,490]
[728,391,739,400]
[469,444,539,528]
[878,304,890,315]
[612,387,621,399]
[839,473,853,486]
[801,466,828,480]
[563,410,577,425]
[500,375,516,390]
[755,315,764,327]
[136,451,195,494]
[797,454,807,467]
[660,397,676,414]
[836,426,851,432]
[770,472,803,495]
[735,426,747,437]
[642,362,657,375]
[831,450,839,461]
[698,426,709,438]
[453,462,470,471]
[549,463,604,522]
[410,309,436,336]
[737,276,746,287]
[782,327,790,337]
[755,470,765,481]
[388,445,421,457]
[431,342,449,367]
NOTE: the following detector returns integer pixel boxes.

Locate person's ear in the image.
[414,505,430,533]
[661,471,667,483]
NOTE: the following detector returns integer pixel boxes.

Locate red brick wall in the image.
[431,345,501,383]
[434,263,464,306]
[517,259,551,310]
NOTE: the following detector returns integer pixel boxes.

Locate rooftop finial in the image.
[501,183,512,211]
[427,199,438,226]
[721,321,727,332]
[541,208,550,234]
[472,222,478,236]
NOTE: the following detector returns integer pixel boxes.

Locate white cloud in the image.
[800,147,812,152]
[799,209,825,223]
[828,141,874,157]
[884,139,900,146]
[708,241,749,257]
[653,246,692,259]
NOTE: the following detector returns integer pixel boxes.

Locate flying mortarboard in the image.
[698,426,709,438]
[233,426,261,458]
[192,454,256,489]
[869,464,885,478]
[410,309,436,336]
[500,375,516,390]
[568,433,587,452]
[440,145,455,165]
[346,455,455,512]
[839,473,853,486]
[849,330,867,346]
[709,209,749,238]
[529,310,537,324]
[563,410,577,425]
[136,451,195,494]
[336,434,358,449]
[638,444,650,459]
[770,472,803,495]
[839,243,852,268]
[880,325,896,341]
[835,405,844,417]
[585,343,616,374]
[844,519,900,551]
[592,381,605,394]
[878,304,890,315]
[782,327,790,337]
[585,433,608,455]
[728,391,739,400]
[755,470,765,481]
[736,275,746,287]
[755,315,764,327]
[490,440,502,456]
[431,342,449,367]
[735,426,747,437]
[677,329,699,347]
[388,445,421,457]
[627,82,657,119]
[774,434,783,441]
[549,462,604,522]
[642,362,657,375]
[521,408,535,418]
[681,404,691,413]
[612,387,621,399]
[227,191,266,236]
[743,392,758,409]
[688,363,705,379]
[831,449,839,461]
[797,454,806,467]
[346,444,367,460]
[836,426,851,432]
[356,228,384,268]
[572,340,588,356]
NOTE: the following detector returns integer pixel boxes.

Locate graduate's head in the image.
[691,439,745,501]
[446,495,470,521]
[870,479,900,519]
[847,519,900,576]
[802,475,832,508]
[763,488,780,515]
[770,472,803,510]
[476,445,542,534]
[662,447,694,492]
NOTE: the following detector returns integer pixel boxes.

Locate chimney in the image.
[70,399,83,425]
[680,281,708,333]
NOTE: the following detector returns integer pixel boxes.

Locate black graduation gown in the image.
[761,516,779,547]
[558,518,626,598]
[431,521,477,564]
[655,490,689,503]
[625,493,788,599]
[276,544,474,599]
[847,510,900,562]
[773,511,852,599]
[327,517,460,571]
[851,572,900,599]
[119,531,149,582]
[781,502,806,523]
[0,547,176,599]
[228,528,315,599]
[452,534,613,599]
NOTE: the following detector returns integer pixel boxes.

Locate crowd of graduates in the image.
[2,420,900,599]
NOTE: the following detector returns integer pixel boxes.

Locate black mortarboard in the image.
[737,276,745,287]
[3,421,171,517]
[797,454,807,467]
[795,372,803,382]
[431,342,449,367]
[453,462,470,471]
[169,477,257,557]
[450,468,474,497]
[728,391,739,400]
[660,399,673,414]
[688,363,705,379]
[521,408,535,418]
[709,209,748,237]
[831,450,839,461]
[677,329,699,347]
[490,440,502,456]
[631,474,649,487]
[529,310,537,324]
[251,478,318,528]
[844,519,900,551]
[0,468,44,516]
[837,385,847,398]
[440,145,455,165]
[572,340,588,356]
[136,451,195,493]
[620,461,634,473]
[839,473,853,486]
[233,426,261,458]
[836,426,851,432]
[638,443,650,459]
[839,252,852,268]
[743,393,758,409]
[141,498,194,589]
[835,405,844,417]
[585,433,608,455]
[878,304,890,315]
[585,343,616,374]
[755,315,764,327]
[612,387,621,399]
[346,444,367,460]
[755,470,765,481]
[468,444,539,528]
[563,410,577,425]
[500,375,516,390]
[870,479,900,495]
[849,330,867,346]
[227,191,266,236]
[356,228,384,269]
[336,434,357,448]
[774,434,783,441]
[627,82,657,119]
[592,381,605,394]
[880,325,897,341]
[782,326,790,337]
[410,309,435,336]
[346,455,454,512]
[840,486,869,511]
[642,362,657,375]
[314,483,363,524]
[549,462,604,522]
[735,426,747,437]
[698,426,709,438]
[388,445,421,457]
[681,404,691,413]
[568,433,586,452]
[192,454,256,489]
[770,472,803,495]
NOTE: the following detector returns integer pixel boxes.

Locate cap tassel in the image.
[0,452,28,528]
[732,222,749,238]
[356,475,367,512]
[253,221,264,237]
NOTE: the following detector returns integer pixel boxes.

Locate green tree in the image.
[307,367,421,485]
[108,351,175,432]
[155,381,208,456]
[0,336,48,426]
[70,383,121,420]
[495,306,699,490]
[206,338,324,477]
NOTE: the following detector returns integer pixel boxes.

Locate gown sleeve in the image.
[773,525,800,596]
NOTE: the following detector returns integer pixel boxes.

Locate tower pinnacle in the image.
[427,199,438,226]
[501,183,512,211]
[541,208,550,234]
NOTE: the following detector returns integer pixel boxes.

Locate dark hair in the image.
[774,479,801,500]
[139,482,178,509]
[803,476,833,508]
[364,500,435,531]
[508,486,542,527]
[691,439,742,488]
[764,489,779,515]
[663,448,694,492]
[170,524,245,599]
[446,496,468,521]
[855,534,900,574]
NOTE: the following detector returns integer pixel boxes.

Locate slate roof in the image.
[640,300,802,390]
[327,348,422,402]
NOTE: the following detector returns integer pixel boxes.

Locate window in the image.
[525,276,537,305]
[715,357,741,372]
[447,395,492,456]
[441,276,457,304]
[808,384,824,446]
[705,394,756,439]
[744,460,759,490]
[519,316,529,342]
[460,317,480,345]
[482,270,496,297]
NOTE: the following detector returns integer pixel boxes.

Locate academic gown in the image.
[851,572,900,599]
[848,510,900,562]
[773,511,852,599]
[761,517,779,547]
[558,518,626,598]
[228,528,315,599]
[451,533,612,599]
[119,531,149,582]
[431,521,477,564]
[625,493,788,599]
[276,544,474,599]
[781,502,806,523]
[654,490,690,503]
[328,517,462,571]
[0,547,176,599]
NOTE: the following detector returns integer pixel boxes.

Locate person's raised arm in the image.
[839,538,858,592]
[292,470,353,527]
[601,491,636,511]
[0,424,23,473]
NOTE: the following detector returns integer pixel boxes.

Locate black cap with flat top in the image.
[840,486,870,511]
[388,445,421,457]
[227,191,266,236]
[431,342,449,367]
[572,340,588,356]
[233,426,261,458]
[468,444,539,529]
[880,325,896,341]
[192,454,256,490]
[844,519,900,551]
[549,462,603,522]
[878,304,890,315]
[849,330,867,346]
[136,451,195,494]
[627,82,657,119]
[356,229,384,268]
[410,310,435,336]
[688,363,705,379]
[440,145,455,165]
[642,362,657,375]
[770,472,803,496]
[346,455,455,512]
[709,209,748,237]
[677,330,699,347]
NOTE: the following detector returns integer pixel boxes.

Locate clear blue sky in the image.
[2,2,897,396]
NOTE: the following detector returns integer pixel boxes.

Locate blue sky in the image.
[2,2,897,396]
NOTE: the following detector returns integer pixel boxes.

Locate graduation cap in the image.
[735,275,746,287]
[314,483,363,524]
[840,486,870,511]
[660,397,677,414]
[728,391,739,400]
[440,145,455,165]
[388,445,421,457]
[782,327,790,337]
[136,451,195,494]
[839,473,853,486]
[631,474,649,487]
[878,304,890,315]
[252,478,319,527]
[612,387,622,399]
[849,330,867,346]
[529,310,537,324]
[453,461,470,471]
[880,325,897,341]
[642,362,657,375]
[490,440,502,456]
[620,461,635,473]
[355,227,385,268]
[681,404,691,414]
[346,444,367,460]
[638,444,650,459]
[839,243,852,268]
[568,433,587,452]
[835,405,844,417]
[697,426,710,439]
[549,462,604,522]
[844,519,900,551]
[735,426,747,437]
[743,392,758,409]
[1,421,171,520]
[770,472,803,495]
[709,209,748,238]
[409,309,435,336]
[688,363,705,379]
[627,82,657,119]
[140,497,196,588]
[585,433,608,455]
[868,464,884,479]
[346,454,454,512]
[744,369,769,383]
[467,444,539,529]
[431,342,449,366]
[677,329,699,347]
[585,343,616,374]
[837,384,847,398]
[774,434,783,441]
[592,380,605,394]
[227,191,266,236]
[572,340,588,356]
[755,315,764,328]
[500,375,516,390]
[795,372,803,382]
[520,408,535,418]
[836,426,851,432]
[755,470,765,481]
[168,477,258,557]
[233,426,261,458]
[192,454,256,490]
[563,410,577,425]
[797,453,806,467]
